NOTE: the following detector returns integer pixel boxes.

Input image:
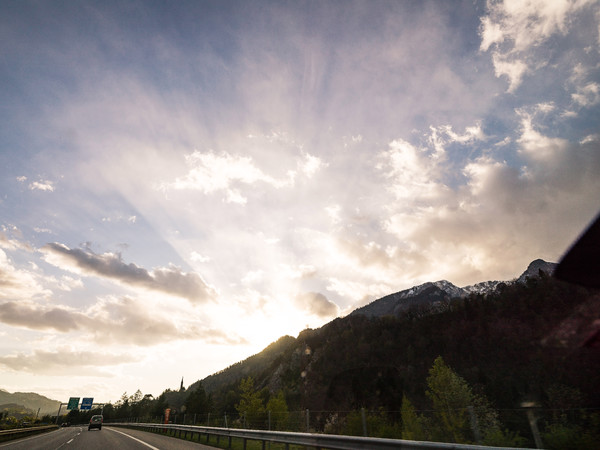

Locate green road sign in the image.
[67,397,80,410]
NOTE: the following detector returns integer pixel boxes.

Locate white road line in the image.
[67,438,74,444]
[107,428,161,450]
[0,428,78,449]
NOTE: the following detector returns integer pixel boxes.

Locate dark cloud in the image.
[295,292,339,318]
[0,296,243,346]
[0,349,139,375]
[0,302,80,332]
[41,243,217,303]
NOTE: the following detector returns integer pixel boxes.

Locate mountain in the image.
[0,389,61,415]
[186,259,592,407]
[350,259,556,319]
[516,258,557,284]
[187,265,598,422]
[349,280,468,318]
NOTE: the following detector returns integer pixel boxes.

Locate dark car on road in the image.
[88,414,103,431]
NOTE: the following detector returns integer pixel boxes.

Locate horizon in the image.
[1,0,599,403]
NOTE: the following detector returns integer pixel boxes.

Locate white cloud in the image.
[190,251,210,263]
[0,230,33,252]
[29,180,55,191]
[491,53,529,93]
[241,269,264,285]
[298,152,326,178]
[580,134,599,144]
[46,274,84,291]
[379,139,444,201]
[161,150,294,204]
[517,111,569,162]
[572,82,600,107]
[480,0,595,91]
[0,249,50,300]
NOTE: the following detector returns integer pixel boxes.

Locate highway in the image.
[0,426,216,450]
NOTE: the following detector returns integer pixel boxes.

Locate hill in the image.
[0,390,61,415]
[183,259,598,417]
[96,256,599,447]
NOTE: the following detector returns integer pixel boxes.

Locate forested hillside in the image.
[202,274,598,413]
[99,272,599,447]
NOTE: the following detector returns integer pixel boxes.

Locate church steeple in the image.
[180,377,184,391]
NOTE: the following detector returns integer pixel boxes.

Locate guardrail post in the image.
[361,408,367,437]
[468,406,481,443]
[521,403,543,449]
[306,409,310,432]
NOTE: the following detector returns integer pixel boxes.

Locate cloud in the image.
[0,301,81,332]
[491,54,528,93]
[29,180,55,191]
[517,110,569,162]
[571,82,600,107]
[40,243,217,303]
[298,152,327,178]
[0,295,244,346]
[380,114,600,285]
[49,275,84,292]
[0,348,140,376]
[0,230,33,252]
[83,296,235,346]
[480,0,595,91]
[295,292,339,318]
[161,150,294,204]
[0,249,49,300]
[378,139,445,202]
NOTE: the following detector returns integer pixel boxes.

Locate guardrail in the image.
[0,425,57,443]
[109,423,535,450]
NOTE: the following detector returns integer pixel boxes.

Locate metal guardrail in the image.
[109,423,535,450]
[0,425,57,442]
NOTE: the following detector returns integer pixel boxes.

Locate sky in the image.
[1,0,599,404]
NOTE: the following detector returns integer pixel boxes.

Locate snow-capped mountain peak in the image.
[351,259,556,319]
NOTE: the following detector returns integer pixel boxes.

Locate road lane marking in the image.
[107,428,160,450]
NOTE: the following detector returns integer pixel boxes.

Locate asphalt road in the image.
[0,426,216,450]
